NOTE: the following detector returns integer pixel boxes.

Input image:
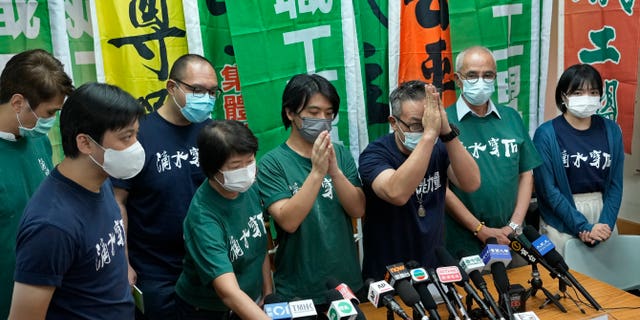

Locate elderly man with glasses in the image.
[112,54,219,319]
[358,80,480,280]
[443,46,541,263]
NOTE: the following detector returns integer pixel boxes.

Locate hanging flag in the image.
[562,1,638,153]
[184,0,246,122]
[359,0,391,142]
[90,0,188,113]
[66,0,96,85]
[449,0,544,135]
[392,0,456,107]
[225,0,367,160]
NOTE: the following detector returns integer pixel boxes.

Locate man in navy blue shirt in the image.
[112,54,218,319]
[10,82,145,319]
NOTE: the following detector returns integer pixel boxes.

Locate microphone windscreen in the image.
[395,280,421,305]
[486,237,498,245]
[264,293,286,304]
[405,260,421,269]
[468,269,486,289]
[435,246,469,284]
[522,225,568,270]
[326,289,344,303]
[325,277,341,290]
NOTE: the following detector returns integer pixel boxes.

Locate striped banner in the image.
[562,1,638,153]
[90,0,188,113]
[449,0,544,135]
[225,0,367,160]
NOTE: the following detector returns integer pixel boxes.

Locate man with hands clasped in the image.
[359,81,480,279]
[257,74,364,306]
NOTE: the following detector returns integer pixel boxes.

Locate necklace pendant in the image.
[417,205,426,217]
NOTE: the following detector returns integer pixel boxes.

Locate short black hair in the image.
[389,80,427,118]
[281,74,340,129]
[198,120,258,179]
[169,54,214,81]
[555,64,603,113]
[60,82,145,158]
[0,49,73,108]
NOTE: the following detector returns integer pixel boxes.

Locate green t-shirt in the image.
[0,135,52,318]
[445,103,541,255]
[258,143,363,303]
[175,181,267,311]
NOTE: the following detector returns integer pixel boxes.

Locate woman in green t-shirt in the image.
[174,120,272,320]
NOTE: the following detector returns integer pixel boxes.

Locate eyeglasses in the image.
[395,117,424,132]
[173,79,222,99]
[458,71,497,84]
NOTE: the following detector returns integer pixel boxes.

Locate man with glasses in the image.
[112,54,219,319]
[358,80,480,279]
[444,46,541,261]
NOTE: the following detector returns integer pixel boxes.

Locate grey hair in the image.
[389,80,427,118]
[455,46,496,72]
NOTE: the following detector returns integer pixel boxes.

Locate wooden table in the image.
[359,266,640,319]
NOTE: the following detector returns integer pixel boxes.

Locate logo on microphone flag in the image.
[436,266,463,283]
[410,268,428,282]
[532,234,555,256]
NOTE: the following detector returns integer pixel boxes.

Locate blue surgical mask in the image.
[397,125,422,151]
[172,90,215,123]
[462,79,495,106]
[298,117,332,143]
[17,102,56,138]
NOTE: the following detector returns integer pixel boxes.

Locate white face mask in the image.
[215,161,256,193]
[566,95,601,118]
[88,137,146,179]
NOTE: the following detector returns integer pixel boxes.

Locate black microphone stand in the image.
[526,263,566,313]
[387,309,394,320]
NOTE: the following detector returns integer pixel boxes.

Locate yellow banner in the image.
[95,0,188,112]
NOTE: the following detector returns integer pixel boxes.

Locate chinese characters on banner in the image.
[93,0,187,113]
[564,1,638,153]
[398,0,456,106]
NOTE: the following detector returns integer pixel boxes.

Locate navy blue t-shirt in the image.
[553,115,609,194]
[15,168,134,319]
[358,134,450,280]
[111,112,209,279]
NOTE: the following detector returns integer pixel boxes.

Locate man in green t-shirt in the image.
[0,49,73,318]
[444,46,542,259]
[258,74,364,305]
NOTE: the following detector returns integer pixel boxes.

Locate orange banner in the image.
[564,2,638,153]
[398,0,455,106]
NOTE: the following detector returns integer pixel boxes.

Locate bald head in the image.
[455,46,496,73]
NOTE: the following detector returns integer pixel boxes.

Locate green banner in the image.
[359,0,390,142]
[225,0,365,158]
[195,0,245,122]
[449,0,540,133]
[65,0,96,85]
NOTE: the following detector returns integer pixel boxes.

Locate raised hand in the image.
[310,131,331,176]
[422,84,442,137]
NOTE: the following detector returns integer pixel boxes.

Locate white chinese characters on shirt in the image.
[95,219,126,271]
[465,137,519,159]
[561,149,611,170]
[229,212,267,262]
[155,147,200,173]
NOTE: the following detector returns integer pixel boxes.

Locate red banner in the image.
[398,0,455,106]
[564,2,638,153]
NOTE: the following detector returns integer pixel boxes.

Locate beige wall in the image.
[542,2,640,223]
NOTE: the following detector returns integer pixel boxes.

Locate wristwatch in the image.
[439,124,460,143]
[508,221,523,236]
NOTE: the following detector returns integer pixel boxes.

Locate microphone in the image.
[264,293,293,320]
[385,263,428,319]
[482,238,514,320]
[326,290,358,320]
[326,278,366,320]
[434,266,472,320]
[425,267,460,320]
[406,261,442,320]
[365,279,412,320]
[436,247,496,320]
[458,252,505,320]
[288,298,318,319]
[522,226,602,310]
